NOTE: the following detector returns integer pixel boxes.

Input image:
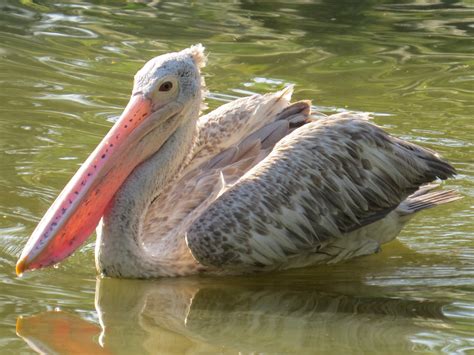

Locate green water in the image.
[1,0,473,353]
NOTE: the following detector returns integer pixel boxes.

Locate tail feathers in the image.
[406,183,440,198]
[399,187,462,216]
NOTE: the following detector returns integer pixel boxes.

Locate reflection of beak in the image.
[16,94,156,275]
[16,311,109,354]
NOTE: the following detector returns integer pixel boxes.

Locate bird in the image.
[16,44,460,279]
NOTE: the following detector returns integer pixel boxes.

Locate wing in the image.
[184,86,294,171]
[186,113,456,270]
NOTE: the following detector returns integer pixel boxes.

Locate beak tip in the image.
[16,258,27,277]
[16,316,24,335]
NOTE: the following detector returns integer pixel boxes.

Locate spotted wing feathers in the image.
[186,86,295,171]
[186,113,456,270]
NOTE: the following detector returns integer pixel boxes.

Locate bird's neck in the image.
[95,117,198,278]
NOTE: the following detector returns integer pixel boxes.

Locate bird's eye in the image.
[159,81,173,92]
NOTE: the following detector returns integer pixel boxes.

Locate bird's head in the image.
[133,43,206,119]
[16,44,206,275]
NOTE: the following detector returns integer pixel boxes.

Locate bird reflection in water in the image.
[17,272,449,354]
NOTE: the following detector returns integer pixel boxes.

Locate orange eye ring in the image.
[159,81,173,92]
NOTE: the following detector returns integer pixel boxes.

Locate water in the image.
[1,0,473,353]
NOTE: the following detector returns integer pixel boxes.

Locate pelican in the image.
[16,44,460,278]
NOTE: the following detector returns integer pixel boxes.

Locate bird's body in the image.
[17,45,460,279]
[95,91,457,278]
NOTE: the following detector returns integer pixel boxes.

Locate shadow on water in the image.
[17,267,450,354]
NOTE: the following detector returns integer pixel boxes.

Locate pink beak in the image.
[16,94,154,275]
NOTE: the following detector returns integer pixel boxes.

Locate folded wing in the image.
[186,113,456,270]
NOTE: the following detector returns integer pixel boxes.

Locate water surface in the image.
[0,0,473,353]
